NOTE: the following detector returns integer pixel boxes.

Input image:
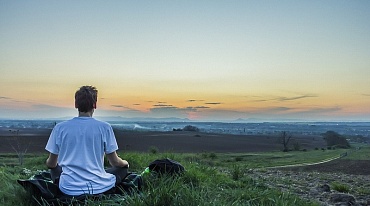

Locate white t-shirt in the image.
[45,117,118,196]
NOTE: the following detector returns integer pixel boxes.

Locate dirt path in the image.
[280,159,370,175]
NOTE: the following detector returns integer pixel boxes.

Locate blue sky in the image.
[1,1,370,121]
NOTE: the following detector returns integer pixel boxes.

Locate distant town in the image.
[1,119,369,139]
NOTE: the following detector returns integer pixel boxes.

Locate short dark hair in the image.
[75,86,98,112]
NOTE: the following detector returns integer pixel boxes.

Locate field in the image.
[1,128,369,205]
[0,128,326,153]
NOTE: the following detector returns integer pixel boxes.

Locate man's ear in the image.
[75,102,78,108]
[93,103,97,109]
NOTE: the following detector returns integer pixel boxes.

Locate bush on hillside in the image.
[322,131,350,149]
[183,125,200,132]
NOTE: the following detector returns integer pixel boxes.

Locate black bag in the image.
[116,173,143,195]
[17,171,61,200]
[148,158,185,175]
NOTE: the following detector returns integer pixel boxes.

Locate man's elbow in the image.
[110,159,129,168]
[109,159,121,167]
[46,158,57,169]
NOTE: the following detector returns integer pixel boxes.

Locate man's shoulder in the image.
[91,118,111,127]
[55,117,112,128]
[54,119,70,127]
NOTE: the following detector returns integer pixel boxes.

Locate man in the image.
[45,85,129,196]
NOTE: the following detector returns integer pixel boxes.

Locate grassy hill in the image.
[1,146,368,206]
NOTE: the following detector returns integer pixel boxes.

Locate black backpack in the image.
[116,173,143,195]
[148,158,185,175]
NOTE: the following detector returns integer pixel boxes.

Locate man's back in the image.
[46,117,118,195]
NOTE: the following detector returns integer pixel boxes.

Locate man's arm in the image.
[106,151,129,168]
[46,153,58,169]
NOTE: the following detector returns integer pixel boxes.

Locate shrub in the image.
[201,152,208,158]
[331,182,350,193]
[149,146,159,154]
[322,131,350,148]
[183,125,200,132]
[293,142,301,151]
[357,186,370,195]
[200,152,217,159]
[209,153,217,159]
[231,164,243,181]
[235,157,243,162]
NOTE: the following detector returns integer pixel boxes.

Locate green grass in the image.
[331,182,350,193]
[194,149,347,170]
[341,145,370,160]
[3,145,367,206]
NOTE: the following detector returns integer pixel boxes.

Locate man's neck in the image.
[78,111,93,117]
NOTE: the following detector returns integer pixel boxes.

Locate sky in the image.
[1,1,370,122]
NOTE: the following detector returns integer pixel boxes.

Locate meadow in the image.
[1,146,365,206]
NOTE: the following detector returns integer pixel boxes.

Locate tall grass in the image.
[0,166,32,206]
[0,150,336,206]
[331,182,350,193]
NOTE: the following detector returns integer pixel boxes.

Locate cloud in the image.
[184,107,199,111]
[147,105,213,119]
[110,104,140,112]
[192,109,250,121]
[153,104,173,107]
[205,102,222,105]
[111,104,134,110]
[0,103,76,119]
[275,95,317,101]
[263,107,293,113]
[184,106,210,111]
[111,105,125,108]
[187,99,204,102]
[258,106,341,115]
[362,94,370,97]
[250,99,269,102]
[192,105,344,121]
[149,106,195,118]
[133,103,141,106]
[0,96,11,100]
[245,95,268,102]
[194,106,210,109]
[248,94,317,102]
[298,106,342,114]
[150,106,195,112]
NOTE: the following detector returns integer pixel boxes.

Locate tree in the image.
[322,131,350,148]
[8,129,30,165]
[279,131,292,152]
[183,125,200,132]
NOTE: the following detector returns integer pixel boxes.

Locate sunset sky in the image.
[1,1,370,121]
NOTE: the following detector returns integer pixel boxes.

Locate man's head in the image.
[75,86,98,113]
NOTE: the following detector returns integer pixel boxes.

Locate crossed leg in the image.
[50,165,128,185]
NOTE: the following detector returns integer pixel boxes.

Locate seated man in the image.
[45,85,129,196]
